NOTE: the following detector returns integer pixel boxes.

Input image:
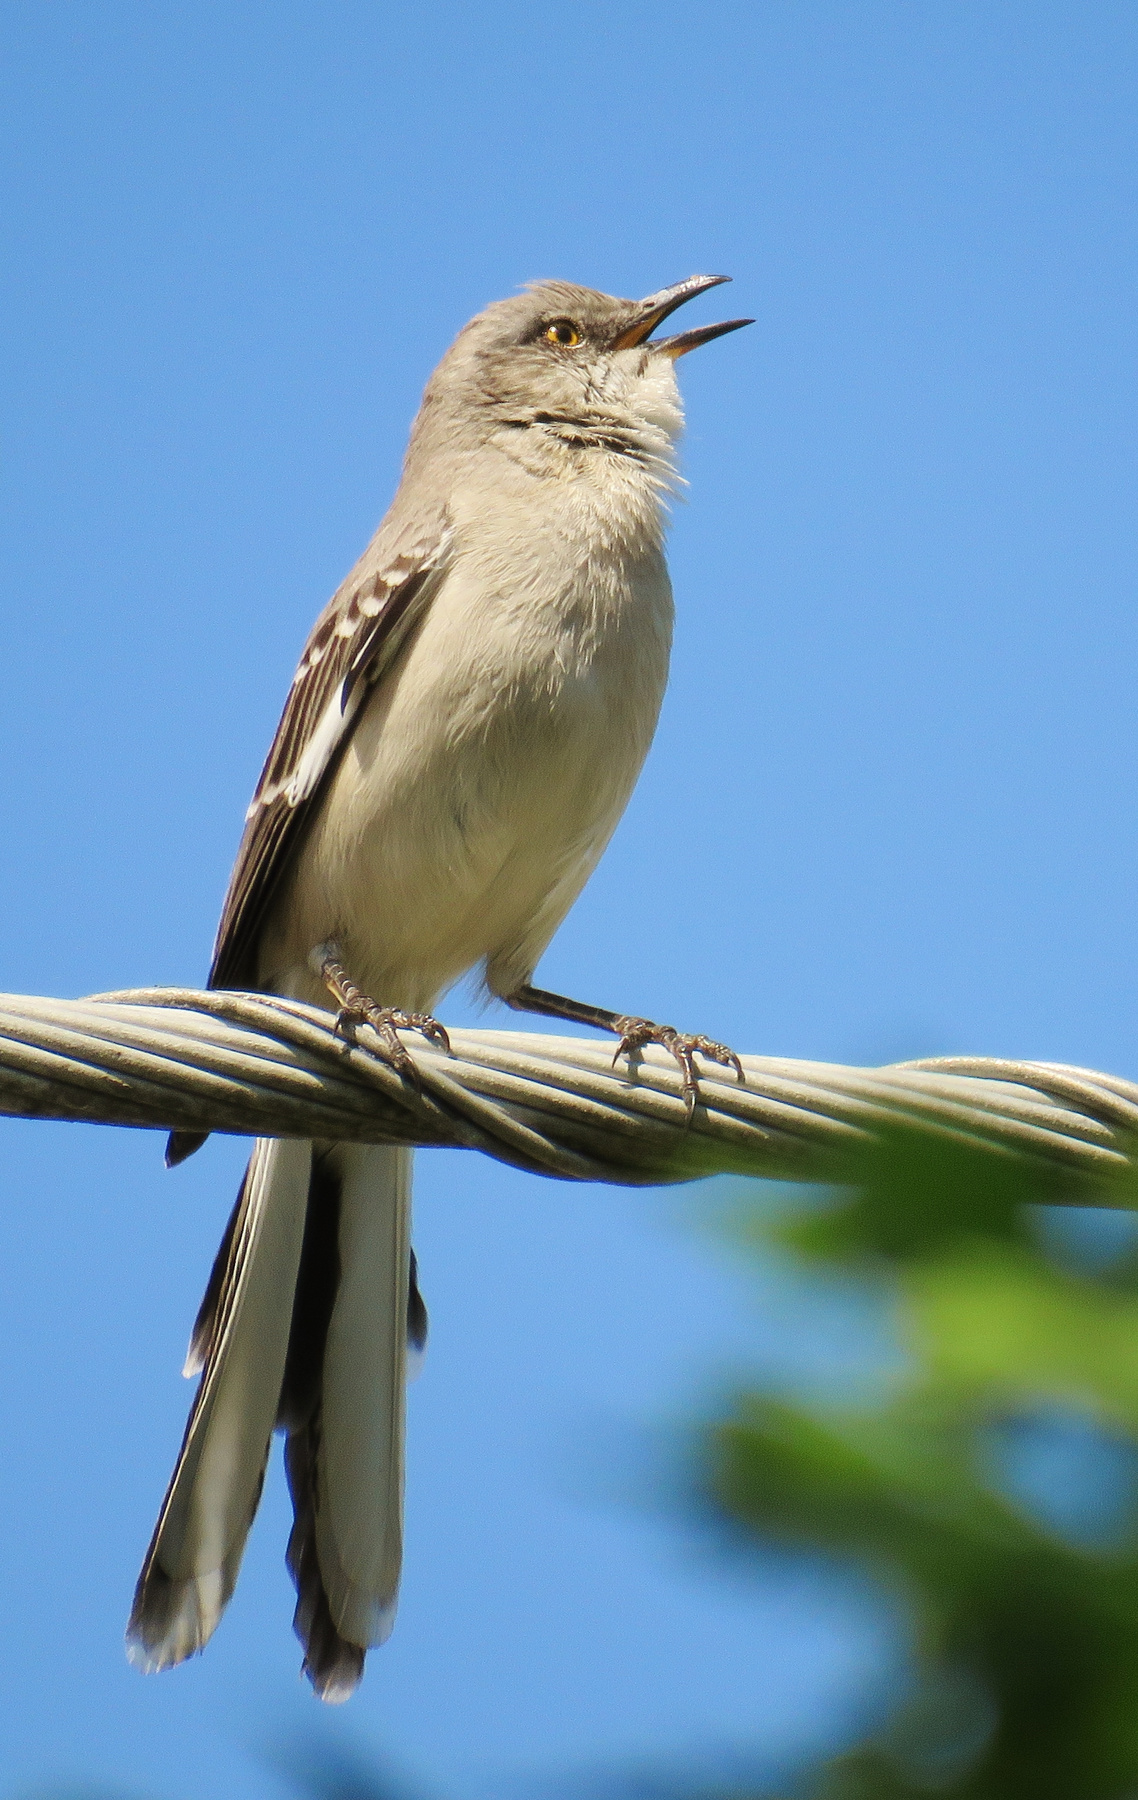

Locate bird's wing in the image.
[209,525,451,992]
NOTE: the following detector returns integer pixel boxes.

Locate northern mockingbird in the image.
[126,275,752,1700]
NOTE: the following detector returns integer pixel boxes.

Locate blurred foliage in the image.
[265,1739,421,1800]
[702,1129,1138,1798]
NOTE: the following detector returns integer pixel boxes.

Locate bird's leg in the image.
[311,945,450,1081]
[505,983,744,1121]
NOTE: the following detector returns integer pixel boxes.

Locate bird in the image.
[125,275,752,1701]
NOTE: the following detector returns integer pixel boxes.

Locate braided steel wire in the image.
[0,987,1132,1200]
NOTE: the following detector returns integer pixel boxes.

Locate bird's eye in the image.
[543,319,582,347]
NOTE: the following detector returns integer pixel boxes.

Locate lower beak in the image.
[612,274,753,356]
[650,316,754,359]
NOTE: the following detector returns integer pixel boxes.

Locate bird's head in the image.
[413,276,752,470]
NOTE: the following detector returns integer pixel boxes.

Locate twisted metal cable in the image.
[0,987,1133,1198]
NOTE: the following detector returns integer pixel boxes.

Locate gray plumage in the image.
[127,276,750,1699]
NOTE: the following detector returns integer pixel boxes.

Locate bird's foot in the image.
[314,947,450,1083]
[504,984,743,1123]
[611,1016,744,1121]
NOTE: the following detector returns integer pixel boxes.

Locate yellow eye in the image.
[543,319,582,347]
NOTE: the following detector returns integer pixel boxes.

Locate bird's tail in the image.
[126,1138,418,1702]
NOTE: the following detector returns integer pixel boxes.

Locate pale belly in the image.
[257,547,672,1012]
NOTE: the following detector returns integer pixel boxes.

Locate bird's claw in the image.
[317,950,450,1088]
[610,1016,745,1121]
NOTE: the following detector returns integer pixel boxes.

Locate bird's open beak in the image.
[612,274,754,358]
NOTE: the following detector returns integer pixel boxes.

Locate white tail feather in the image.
[129,1136,416,1696]
[315,1143,411,1647]
[126,1137,312,1669]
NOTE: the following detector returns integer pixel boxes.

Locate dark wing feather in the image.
[208,531,449,993]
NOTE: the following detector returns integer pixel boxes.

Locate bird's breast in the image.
[361,518,672,836]
[262,498,673,1007]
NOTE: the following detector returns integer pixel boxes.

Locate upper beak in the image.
[612,274,754,358]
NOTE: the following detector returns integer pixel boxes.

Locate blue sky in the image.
[3,4,1138,1795]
